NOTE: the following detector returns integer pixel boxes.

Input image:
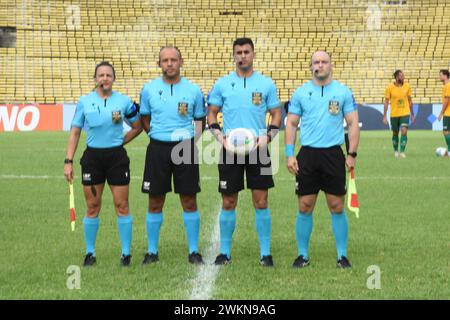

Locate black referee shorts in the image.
[141,138,200,195]
[218,146,274,193]
[80,146,130,186]
[296,146,346,196]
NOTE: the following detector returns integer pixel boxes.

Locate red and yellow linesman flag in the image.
[347,168,359,218]
[69,181,76,231]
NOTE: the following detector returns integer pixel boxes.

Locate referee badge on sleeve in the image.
[252,92,262,106]
[112,110,122,123]
[178,102,188,116]
[328,100,340,115]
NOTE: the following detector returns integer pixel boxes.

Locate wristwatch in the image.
[64,158,73,164]
[347,152,357,158]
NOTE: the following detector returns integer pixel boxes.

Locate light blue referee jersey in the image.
[71,91,139,148]
[140,77,206,142]
[289,80,357,148]
[207,71,280,136]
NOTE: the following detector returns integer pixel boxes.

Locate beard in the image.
[238,61,253,72]
[314,71,331,81]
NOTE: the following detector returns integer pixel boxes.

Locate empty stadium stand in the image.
[0,0,449,104]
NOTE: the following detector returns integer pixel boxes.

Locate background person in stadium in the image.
[438,69,450,156]
[139,46,206,265]
[383,70,414,158]
[207,37,282,267]
[285,51,360,269]
[64,61,142,267]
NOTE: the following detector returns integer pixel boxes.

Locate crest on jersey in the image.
[112,110,122,123]
[328,100,340,115]
[252,92,262,106]
[178,102,188,116]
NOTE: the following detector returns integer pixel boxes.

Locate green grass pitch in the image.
[0,131,448,299]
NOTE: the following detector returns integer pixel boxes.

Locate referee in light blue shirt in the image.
[64,61,143,267]
[139,46,206,265]
[285,51,360,269]
[207,38,282,267]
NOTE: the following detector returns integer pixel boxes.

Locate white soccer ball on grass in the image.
[435,147,448,157]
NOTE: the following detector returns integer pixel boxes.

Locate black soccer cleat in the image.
[259,255,274,267]
[292,255,310,268]
[336,256,352,269]
[188,252,204,265]
[120,254,131,267]
[214,253,231,265]
[83,252,96,267]
[142,253,159,265]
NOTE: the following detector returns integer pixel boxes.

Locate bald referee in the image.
[140,46,206,265]
[285,51,360,269]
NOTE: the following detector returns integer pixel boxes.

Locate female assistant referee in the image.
[64,61,142,267]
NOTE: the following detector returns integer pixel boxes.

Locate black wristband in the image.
[267,125,280,142]
[64,158,73,164]
[209,123,221,131]
[347,152,357,158]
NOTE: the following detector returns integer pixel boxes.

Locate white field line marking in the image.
[0,174,61,179]
[1,174,450,181]
[189,207,221,300]
[0,174,214,180]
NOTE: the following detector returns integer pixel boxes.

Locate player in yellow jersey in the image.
[383,70,414,158]
[438,69,450,157]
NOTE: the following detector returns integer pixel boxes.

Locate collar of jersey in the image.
[232,71,258,79]
[94,90,115,100]
[310,79,336,89]
[159,76,184,86]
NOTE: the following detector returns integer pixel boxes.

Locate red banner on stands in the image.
[0,104,63,131]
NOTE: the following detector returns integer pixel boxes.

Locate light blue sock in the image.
[219,209,236,258]
[296,212,313,259]
[146,212,163,254]
[255,208,271,257]
[117,215,133,256]
[83,216,99,255]
[183,210,200,254]
[331,211,348,259]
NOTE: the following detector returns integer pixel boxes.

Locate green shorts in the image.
[443,116,450,131]
[390,115,410,132]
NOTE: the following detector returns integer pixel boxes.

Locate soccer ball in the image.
[435,147,448,157]
[226,128,257,156]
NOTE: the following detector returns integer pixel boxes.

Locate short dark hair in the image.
[440,69,450,78]
[393,70,403,78]
[94,61,115,79]
[233,38,254,51]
